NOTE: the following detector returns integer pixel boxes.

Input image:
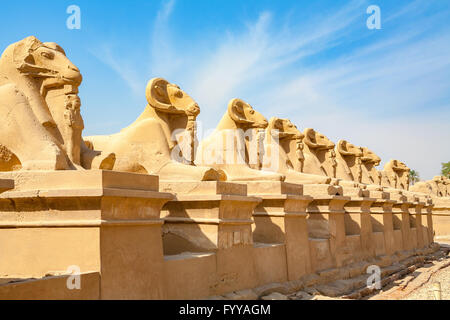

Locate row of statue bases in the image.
[0,36,448,198]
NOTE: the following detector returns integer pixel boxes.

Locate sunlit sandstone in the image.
[85,77,220,181]
[0,36,443,300]
[196,98,284,181]
[0,36,111,171]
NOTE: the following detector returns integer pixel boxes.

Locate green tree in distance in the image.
[409,169,420,185]
[442,161,450,178]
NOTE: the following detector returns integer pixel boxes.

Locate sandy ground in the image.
[404,264,450,300]
[367,242,450,300]
[404,242,450,300]
[298,242,450,301]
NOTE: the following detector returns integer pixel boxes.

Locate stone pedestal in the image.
[391,194,414,253]
[246,181,313,281]
[431,198,450,242]
[0,170,172,299]
[366,189,388,200]
[160,181,261,295]
[307,196,350,270]
[340,186,368,198]
[370,196,397,256]
[412,198,426,249]
[302,184,342,197]
[344,197,376,262]
[425,199,435,245]
[405,195,419,251]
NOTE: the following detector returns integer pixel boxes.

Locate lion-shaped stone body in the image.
[410,180,434,196]
[410,176,449,197]
[335,140,363,183]
[360,147,383,189]
[445,177,450,197]
[195,98,284,181]
[0,36,108,171]
[261,117,330,184]
[302,128,350,187]
[382,159,410,190]
[432,176,448,197]
[302,129,366,192]
[444,177,450,197]
[302,128,335,178]
[85,77,220,181]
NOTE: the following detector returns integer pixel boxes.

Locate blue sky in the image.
[1,0,449,180]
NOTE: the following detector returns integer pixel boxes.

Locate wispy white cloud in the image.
[150,0,183,77]
[88,0,179,97]
[92,0,450,179]
[89,44,145,97]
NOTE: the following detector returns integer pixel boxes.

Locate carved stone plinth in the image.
[371,197,397,256]
[431,197,450,241]
[302,184,342,197]
[339,186,366,198]
[343,197,376,262]
[306,196,351,270]
[391,195,415,254]
[424,199,435,245]
[411,197,426,249]
[246,181,313,281]
[160,180,261,295]
[0,170,172,299]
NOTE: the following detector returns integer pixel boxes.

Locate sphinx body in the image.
[335,140,363,182]
[301,128,353,187]
[410,176,449,197]
[444,178,450,197]
[334,140,366,189]
[380,170,397,189]
[0,36,109,171]
[301,128,334,177]
[85,78,219,181]
[360,147,383,190]
[260,117,330,184]
[382,159,410,190]
[360,147,381,185]
[410,180,433,195]
[433,176,447,197]
[195,99,284,181]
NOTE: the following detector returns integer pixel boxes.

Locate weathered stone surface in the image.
[85,78,220,181]
[196,99,284,181]
[261,292,289,300]
[253,282,291,297]
[0,36,112,171]
[0,35,443,301]
[223,289,258,300]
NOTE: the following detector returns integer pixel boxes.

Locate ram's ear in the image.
[227,99,253,124]
[340,140,358,155]
[337,140,349,154]
[13,36,45,73]
[305,128,315,140]
[146,78,182,113]
[272,118,284,131]
[268,117,283,137]
[304,128,319,148]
